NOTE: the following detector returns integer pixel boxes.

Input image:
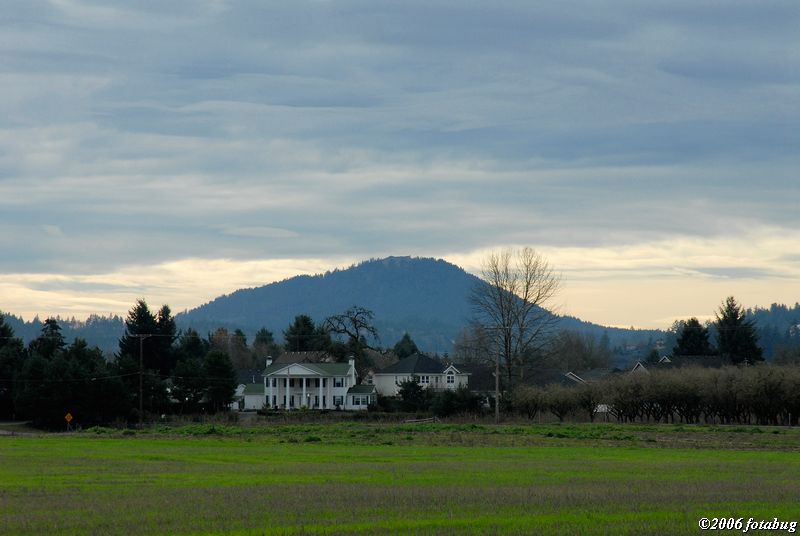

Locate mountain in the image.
[17,256,799,360]
[178,256,480,353]
[177,256,659,354]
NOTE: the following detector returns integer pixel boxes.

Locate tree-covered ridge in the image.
[2,258,799,358]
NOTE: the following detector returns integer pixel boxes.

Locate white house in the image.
[372,354,470,397]
[261,357,376,411]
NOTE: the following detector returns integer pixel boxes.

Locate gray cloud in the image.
[0,0,798,280]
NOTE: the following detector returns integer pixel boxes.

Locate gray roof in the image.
[377,354,446,375]
[243,383,264,396]
[263,362,352,376]
[273,351,335,364]
[347,384,377,395]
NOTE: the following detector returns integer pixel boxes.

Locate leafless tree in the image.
[471,247,560,389]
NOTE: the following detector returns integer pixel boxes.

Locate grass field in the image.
[1,422,799,535]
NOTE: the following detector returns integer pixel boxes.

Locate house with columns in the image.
[262,357,376,411]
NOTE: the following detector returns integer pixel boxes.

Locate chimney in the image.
[266,356,273,367]
[348,356,355,368]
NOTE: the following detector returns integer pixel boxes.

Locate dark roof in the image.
[572,368,613,382]
[274,351,334,364]
[667,355,726,368]
[377,353,445,375]
[522,368,584,388]
[236,369,264,384]
[347,384,377,395]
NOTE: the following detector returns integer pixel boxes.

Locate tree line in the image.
[513,364,800,426]
[0,299,413,427]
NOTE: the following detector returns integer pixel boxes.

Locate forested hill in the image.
[178,257,481,353]
[5,257,797,357]
[177,256,659,354]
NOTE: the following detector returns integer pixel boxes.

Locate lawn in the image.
[1,423,799,535]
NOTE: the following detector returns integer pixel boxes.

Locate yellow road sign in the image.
[65,413,73,423]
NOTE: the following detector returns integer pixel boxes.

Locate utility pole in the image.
[495,345,500,424]
[134,334,152,428]
[485,325,510,425]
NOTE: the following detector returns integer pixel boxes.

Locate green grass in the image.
[1,423,799,534]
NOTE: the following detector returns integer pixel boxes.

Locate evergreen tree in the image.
[0,315,24,419]
[393,333,419,359]
[154,305,178,375]
[673,317,714,357]
[203,349,237,412]
[171,356,206,414]
[116,300,173,420]
[253,328,282,364]
[283,315,330,352]
[175,328,209,362]
[27,318,66,360]
[715,296,764,365]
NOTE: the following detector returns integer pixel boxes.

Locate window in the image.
[419,375,429,385]
[352,395,370,406]
[447,374,455,384]
[334,377,344,388]
[333,396,343,407]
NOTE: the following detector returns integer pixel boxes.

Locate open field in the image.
[1,423,800,535]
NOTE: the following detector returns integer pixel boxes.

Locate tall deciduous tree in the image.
[471,248,560,388]
[715,296,763,365]
[324,306,379,366]
[672,317,714,357]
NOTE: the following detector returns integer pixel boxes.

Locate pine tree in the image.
[673,318,714,357]
[393,333,419,359]
[715,297,763,365]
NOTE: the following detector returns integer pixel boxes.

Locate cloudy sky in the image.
[1,0,798,329]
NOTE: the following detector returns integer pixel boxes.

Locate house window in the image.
[333,396,343,407]
[351,395,370,406]
[447,374,455,384]
[419,375,429,385]
[334,377,344,388]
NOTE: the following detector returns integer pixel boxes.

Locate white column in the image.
[318,379,323,409]
[268,377,274,408]
[286,376,291,408]
[302,377,307,408]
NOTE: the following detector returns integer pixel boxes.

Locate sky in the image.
[1,1,799,329]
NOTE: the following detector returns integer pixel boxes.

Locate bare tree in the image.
[324,306,380,367]
[471,247,560,389]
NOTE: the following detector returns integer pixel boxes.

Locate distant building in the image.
[261,357,375,411]
[372,353,470,396]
